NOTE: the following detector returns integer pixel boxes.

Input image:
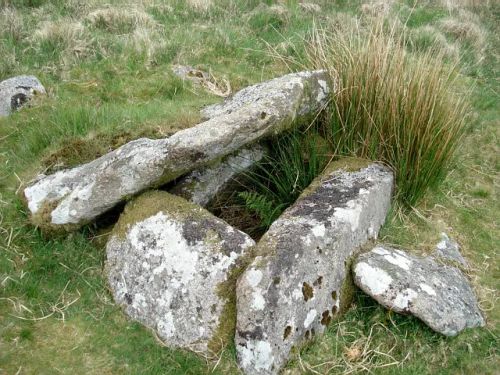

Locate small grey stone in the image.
[235,162,394,375]
[170,145,266,207]
[23,70,332,232]
[0,75,46,116]
[105,191,255,355]
[353,245,485,336]
[434,232,467,266]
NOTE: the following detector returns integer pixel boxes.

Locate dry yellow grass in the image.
[86,6,157,33]
[32,19,91,58]
[439,10,486,53]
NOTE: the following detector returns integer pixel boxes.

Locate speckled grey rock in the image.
[434,233,467,266]
[235,161,393,375]
[23,70,331,232]
[0,75,46,117]
[353,245,484,336]
[170,145,266,207]
[105,191,255,354]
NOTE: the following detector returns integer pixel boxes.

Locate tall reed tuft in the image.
[307,23,469,206]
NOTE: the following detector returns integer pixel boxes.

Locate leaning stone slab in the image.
[235,161,393,375]
[23,70,331,232]
[169,145,266,207]
[105,191,255,355]
[200,70,331,120]
[0,75,46,117]
[353,245,484,336]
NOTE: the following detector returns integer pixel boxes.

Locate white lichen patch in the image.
[354,262,392,295]
[128,212,202,286]
[393,288,418,310]
[316,79,330,103]
[383,252,412,271]
[334,200,362,232]
[419,283,437,296]
[246,268,263,288]
[372,246,390,256]
[311,223,326,237]
[238,340,274,372]
[303,309,317,328]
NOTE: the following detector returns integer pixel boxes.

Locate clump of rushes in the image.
[307,22,469,206]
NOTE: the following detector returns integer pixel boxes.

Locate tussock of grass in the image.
[32,19,90,58]
[186,0,213,12]
[86,6,157,34]
[409,25,460,61]
[307,23,469,207]
[439,10,486,53]
[1,7,24,42]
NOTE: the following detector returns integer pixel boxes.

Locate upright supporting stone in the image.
[106,191,255,355]
[170,145,266,207]
[23,70,331,232]
[235,161,394,375]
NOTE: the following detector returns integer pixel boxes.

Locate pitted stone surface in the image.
[434,232,467,266]
[23,70,331,232]
[353,245,484,336]
[235,162,393,375]
[0,75,46,117]
[170,145,266,207]
[105,191,255,354]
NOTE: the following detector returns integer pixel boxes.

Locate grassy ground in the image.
[0,1,498,374]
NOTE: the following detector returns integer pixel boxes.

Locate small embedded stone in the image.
[0,75,46,117]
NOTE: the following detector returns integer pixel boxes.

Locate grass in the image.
[0,0,498,374]
[237,127,331,230]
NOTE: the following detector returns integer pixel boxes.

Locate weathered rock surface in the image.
[106,191,255,354]
[170,145,265,207]
[235,161,394,375]
[0,75,46,117]
[23,70,331,232]
[200,70,331,120]
[434,232,467,266]
[353,245,484,336]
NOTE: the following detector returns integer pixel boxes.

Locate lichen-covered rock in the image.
[23,70,331,232]
[353,245,484,336]
[170,145,266,207]
[200,70,331,120]
[434,232,467,266]
[235,161,394,375]
[105,191,255,354]
[0,75,46,117]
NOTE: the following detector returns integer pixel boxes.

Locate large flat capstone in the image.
[169,145,266,207]
[235,161,394,375]
[353,246,485,336]
[0,75,46,117]
[23,70,331,232]
[105,191,255,354]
